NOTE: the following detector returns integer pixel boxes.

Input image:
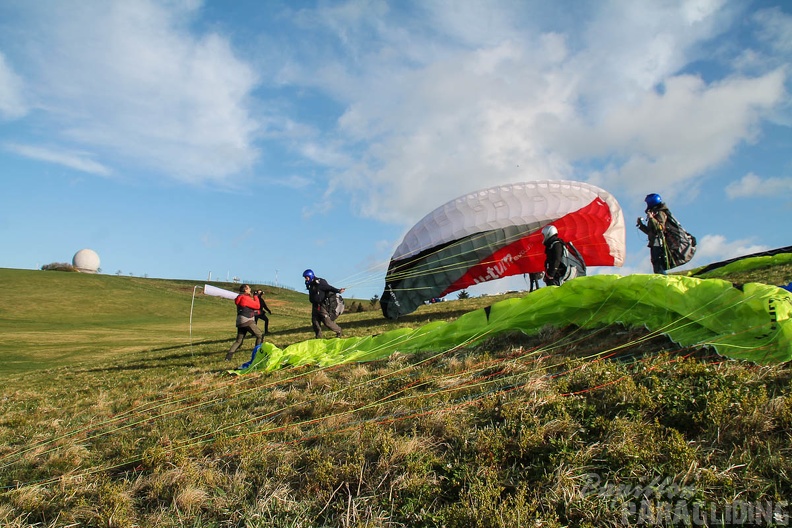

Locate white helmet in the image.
[542,225,558,241]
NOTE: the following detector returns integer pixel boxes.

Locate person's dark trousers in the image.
[650,246,668,275]
[256,314,270,334]
[226,321,263,360]
[311,305,342,338]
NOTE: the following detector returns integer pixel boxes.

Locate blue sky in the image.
[1,0,790,302]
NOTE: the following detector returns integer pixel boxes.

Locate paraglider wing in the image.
[380,180,625,319]
[692,245,792,278]
[233,275,792,373]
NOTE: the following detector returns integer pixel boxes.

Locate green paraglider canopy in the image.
[690,246,792,279]
[231,275,792,374]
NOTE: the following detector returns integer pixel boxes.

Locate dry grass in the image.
[1,267,791,526]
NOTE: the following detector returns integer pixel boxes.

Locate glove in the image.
[636,217,644,227]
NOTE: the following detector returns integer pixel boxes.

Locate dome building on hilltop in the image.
[72,249,100,273]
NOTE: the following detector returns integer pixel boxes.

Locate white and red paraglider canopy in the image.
[381,180,626,318]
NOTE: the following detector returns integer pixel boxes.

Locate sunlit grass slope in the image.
[0,269,314,374]
[0,263,790,527]
[0,268,518,375]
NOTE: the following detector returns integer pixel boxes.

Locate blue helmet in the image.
[645,193,663,208]
[302,269,315,281]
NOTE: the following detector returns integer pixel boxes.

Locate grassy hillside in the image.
[0,269,314,375]
[0,265,790,527]
[0,268,518,375]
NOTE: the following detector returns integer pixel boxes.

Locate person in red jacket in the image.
[225,284,264,361]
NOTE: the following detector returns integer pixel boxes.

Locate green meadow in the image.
[0,265,790,527]
[0,268,309,375]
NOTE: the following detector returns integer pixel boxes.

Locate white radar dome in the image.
[72,249,100,273]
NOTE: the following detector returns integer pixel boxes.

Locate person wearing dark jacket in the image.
[543,225,566,286]
[303,269,345,339]
[254,290,273,334]
[637,193,670,274]
[225,284,264,361]
[542,225,585,286]
[528,272,543,292]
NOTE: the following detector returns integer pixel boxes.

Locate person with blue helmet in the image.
[637,193,671,274]
[302,269,345,339]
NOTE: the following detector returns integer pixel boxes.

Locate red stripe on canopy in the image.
[441,197,614,295]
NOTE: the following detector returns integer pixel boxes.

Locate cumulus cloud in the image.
[725,172,792,198]
[2,0,789,220]
[268,0,788,226]
[585,70,786,199]
[693,234,768,262]
[3,1,260,182]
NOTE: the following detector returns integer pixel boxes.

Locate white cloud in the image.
[693,234,768,262]
[3,0,789,219]
[260,0,788,228]
[725,172,792,198]
[573,0,728,102]
[0,53,26,119]
[4,142,112,176]
[271,174,313,190]
[584,70,786,199]
[6,1,260,183]
[753,7,792,54]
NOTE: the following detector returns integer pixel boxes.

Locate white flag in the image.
[203,284,238,300]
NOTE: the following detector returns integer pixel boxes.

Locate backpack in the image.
[563,241,587,279]
[546,239,587,285]
[323,292,345,321]
[663,212,697,269]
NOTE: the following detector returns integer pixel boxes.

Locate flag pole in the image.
[190,285,200,355]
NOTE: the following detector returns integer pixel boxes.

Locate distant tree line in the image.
[41,262,77,272]
[42,262,104,273]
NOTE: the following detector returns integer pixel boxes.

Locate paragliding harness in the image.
[323,292,345,321]
[662,212,697,269]
[547,239,587,285]
[561,241,587,281]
